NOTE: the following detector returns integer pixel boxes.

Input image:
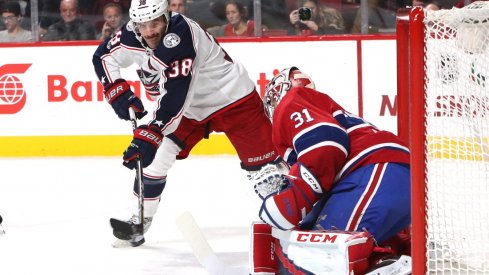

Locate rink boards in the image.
[0,37,399,157]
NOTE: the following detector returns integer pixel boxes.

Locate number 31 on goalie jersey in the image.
[291,108,314,128]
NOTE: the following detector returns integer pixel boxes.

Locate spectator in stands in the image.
[91,0,130,18]
[169,0,187,14]
[207,0,254,37]
[288,0,345,36]
[98,2,124,40]
[0,1,32,42]
[42,0,96,41]
[5,0,28,16]
[0,0,30,30]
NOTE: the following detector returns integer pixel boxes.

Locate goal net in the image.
[397,2,489,274]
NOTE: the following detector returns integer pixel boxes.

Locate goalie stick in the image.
[175,211,248,275]
[110,108,145,247]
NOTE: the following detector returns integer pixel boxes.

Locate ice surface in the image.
[0,155,263,275]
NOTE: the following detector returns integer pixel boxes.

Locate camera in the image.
[298,7,312,21]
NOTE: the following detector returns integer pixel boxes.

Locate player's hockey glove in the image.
[123,125,163,169]
[104,79,147,120]
[259,163,323,230]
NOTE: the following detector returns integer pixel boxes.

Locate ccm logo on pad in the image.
[296,233,338,243]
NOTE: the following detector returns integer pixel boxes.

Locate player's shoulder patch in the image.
[153,14,196,63]
[163,33,181,48]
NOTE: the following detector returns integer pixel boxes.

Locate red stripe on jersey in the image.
[346,163,386,231]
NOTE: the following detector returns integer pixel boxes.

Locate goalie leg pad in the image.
[272,228,375,275]
[249,222,277,275]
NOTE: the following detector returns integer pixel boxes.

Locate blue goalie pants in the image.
[301,162,411,244]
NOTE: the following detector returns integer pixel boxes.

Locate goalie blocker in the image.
[249,222,412,275]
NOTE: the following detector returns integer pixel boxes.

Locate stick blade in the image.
[175,211,248,275]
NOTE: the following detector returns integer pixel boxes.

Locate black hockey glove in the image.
[123,125,163,169]
[104,79,147,121]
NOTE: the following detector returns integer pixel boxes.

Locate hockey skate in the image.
[110,215,153,247]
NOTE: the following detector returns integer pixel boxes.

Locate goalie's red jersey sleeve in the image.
[272,87,409,192]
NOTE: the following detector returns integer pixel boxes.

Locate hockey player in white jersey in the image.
[92,0,284,246]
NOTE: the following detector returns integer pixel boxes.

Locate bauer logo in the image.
[0,64,31,114]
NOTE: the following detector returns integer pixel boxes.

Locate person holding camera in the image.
[42,0,96,41]
[289,0,344,36]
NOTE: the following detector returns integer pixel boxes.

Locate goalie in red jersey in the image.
[250,67,412,274]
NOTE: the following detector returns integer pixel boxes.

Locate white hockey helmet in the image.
[263,67,315,120]
[129,0,170,23]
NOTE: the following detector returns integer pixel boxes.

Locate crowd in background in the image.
[0,0,477,42]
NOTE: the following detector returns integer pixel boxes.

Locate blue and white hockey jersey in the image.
[93,13,255,135]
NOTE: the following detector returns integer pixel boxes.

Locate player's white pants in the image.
[144,137,181,178]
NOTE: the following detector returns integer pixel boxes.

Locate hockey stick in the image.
[129,108,145,235]
[109,109,146,247]
[175,211,248,275]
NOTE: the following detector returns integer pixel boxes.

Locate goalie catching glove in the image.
[123,125,163,169]
[259,163,323,230]
[104,79,147,120]
[251,163,289,200]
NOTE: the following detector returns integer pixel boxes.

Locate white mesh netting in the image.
[424,1,489,273]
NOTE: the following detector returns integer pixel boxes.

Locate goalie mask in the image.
[263,67,315,121]
[129,0,170,23]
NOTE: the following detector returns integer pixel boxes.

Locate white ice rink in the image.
[0,155,263,275]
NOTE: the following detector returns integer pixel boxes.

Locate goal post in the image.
[397,6,428,275]
[397,2,489,274]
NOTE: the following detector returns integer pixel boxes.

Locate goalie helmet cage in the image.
[396,2,489,274]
